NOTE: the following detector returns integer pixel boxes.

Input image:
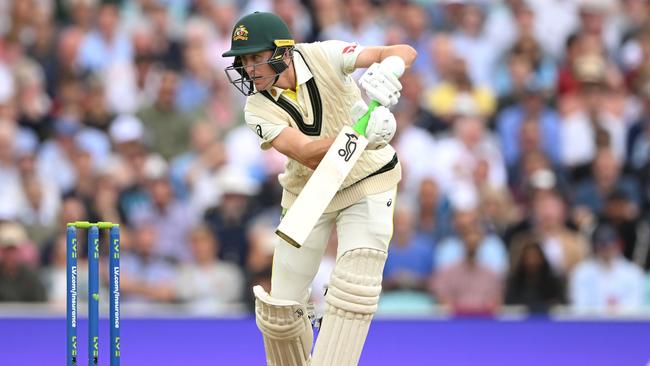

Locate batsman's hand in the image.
[351,100,396,149]
[358,62,402,108]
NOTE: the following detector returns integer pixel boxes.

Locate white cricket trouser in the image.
[271,187,397,302]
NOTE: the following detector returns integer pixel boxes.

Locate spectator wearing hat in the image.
[0,222,46,302]
[203,166,260,268]
[106,114,147,187]
[569,223,645,313]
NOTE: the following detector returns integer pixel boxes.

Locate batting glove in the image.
[358,62,402,108]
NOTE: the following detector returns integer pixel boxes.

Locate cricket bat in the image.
[275,56,405,248]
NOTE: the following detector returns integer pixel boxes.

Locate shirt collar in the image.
[267,51,313,101]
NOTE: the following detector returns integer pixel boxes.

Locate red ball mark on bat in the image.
[342,45,357,54]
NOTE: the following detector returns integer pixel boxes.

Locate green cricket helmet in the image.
[222,12,295,96]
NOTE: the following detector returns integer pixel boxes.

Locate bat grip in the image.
[352,100,380,136]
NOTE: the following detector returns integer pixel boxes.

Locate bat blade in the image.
[276,126,368,248]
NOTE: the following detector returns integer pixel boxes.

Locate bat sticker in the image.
[338,133,358,162]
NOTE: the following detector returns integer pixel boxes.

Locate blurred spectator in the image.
[510,189,588,276]
[136,68,194,160]
[425,34,457,88]
[626,114,649,174]
[77,3,132,73]
[573,148,641,216]
[414,178,453,241]
[433,114,506,196]
[41,233,68,307]
[509,151,565,208]
[176,19,215,113]
[246,215,277,278]
[573,0,619,56]
[44,27,85,97]
[436,206,508,276]
[600,191,650,271]
[497,95,561,173]
[478,185,521,238]
[35,118,81,193]
[15,59,52,141]
[16,171,60,245]
[320,0,383,48]
[383,201,434,293]
[0,121,24,219]
[131,159,195,263]
[391,85,439,193]
[431,218,503,315]
[505,240,566,313]
[206,0,239,73]
[273,0,313,43]
[25,6,57,70]
[569,223,645,313]
[170,121,225,202]
[492,34,557,108]
[176,225,244,314]
[65,0,98,31]
[82,76,115,131]
[395,3,433,84]
[425,58,496,121]
[450,3,498,87]
[91,170,121,225]
[204,166,259,267]
[0,222,46,302]
[120,221,177,303]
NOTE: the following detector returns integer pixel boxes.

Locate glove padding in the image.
[358,62,402,108]
[350,101,396,150]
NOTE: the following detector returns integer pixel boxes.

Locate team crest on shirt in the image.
[233,25,249,41]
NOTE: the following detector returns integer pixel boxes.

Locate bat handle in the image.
[352,100,380,136]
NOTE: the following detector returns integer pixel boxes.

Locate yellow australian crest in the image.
[233,25,249,41]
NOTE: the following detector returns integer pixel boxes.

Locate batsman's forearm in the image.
[300,137,335,170]
[378,45,417,68]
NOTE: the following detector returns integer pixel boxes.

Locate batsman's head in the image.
[222,12,294,96]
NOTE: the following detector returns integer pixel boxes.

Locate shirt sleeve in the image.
[318,40,365,75]
[245,111,288,150]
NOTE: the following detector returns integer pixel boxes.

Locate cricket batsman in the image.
[222,11,416,366]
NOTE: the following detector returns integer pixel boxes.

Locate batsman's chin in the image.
[275,229,302,248]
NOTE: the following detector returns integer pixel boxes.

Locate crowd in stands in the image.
[0,0,650,316]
